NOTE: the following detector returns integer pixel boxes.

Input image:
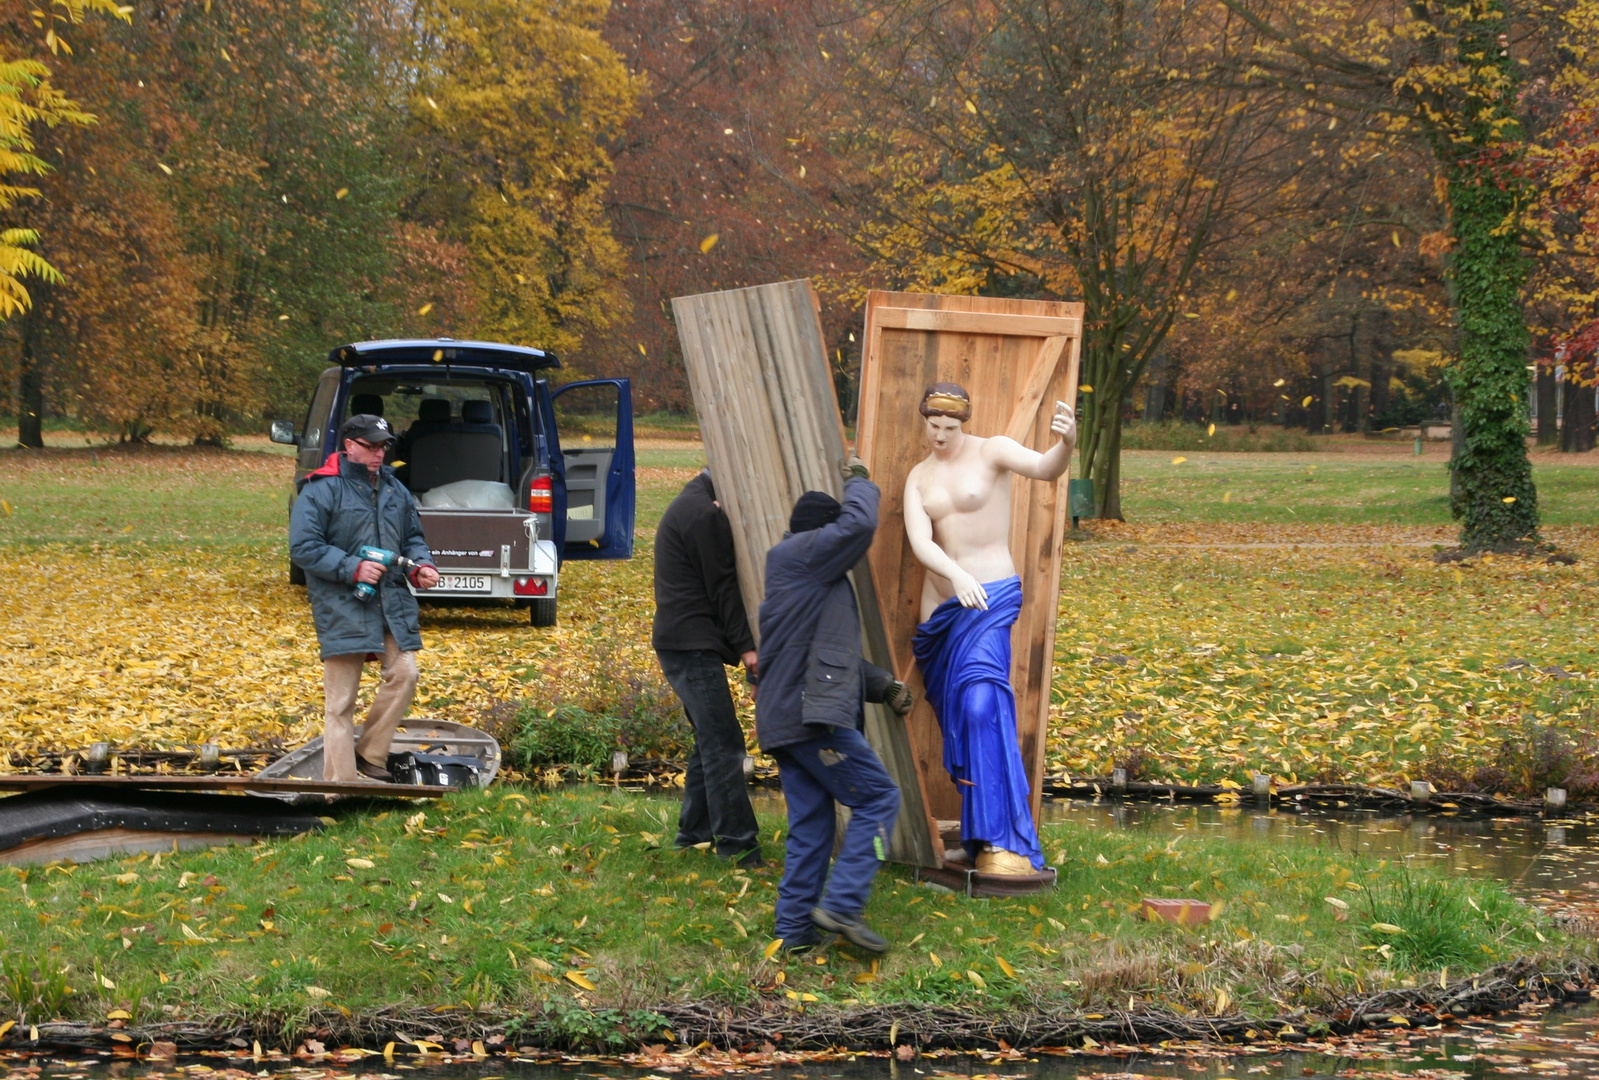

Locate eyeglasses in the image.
[352,439,390,451]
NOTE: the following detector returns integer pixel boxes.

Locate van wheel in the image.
[289,562,306,586]
[530,597,557,627]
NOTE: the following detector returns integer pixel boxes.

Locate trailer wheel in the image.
[530,597,557,627]
[289,561,306,586]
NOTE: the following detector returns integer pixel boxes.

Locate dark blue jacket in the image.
[289,453,436,660]
[755,478,894,751]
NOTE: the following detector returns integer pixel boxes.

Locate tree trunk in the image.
[1094,414,1124,520]
[1562,363,1595,453]
[1537,364,1559,445]
[15,308,44,448]
[1440,1,1538,549]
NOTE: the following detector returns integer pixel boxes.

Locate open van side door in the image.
[549,378,635,561]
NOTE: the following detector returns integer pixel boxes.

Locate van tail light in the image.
[529,475,552,514]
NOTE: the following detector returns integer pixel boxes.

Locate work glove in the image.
[841,454,870,481]
[883,679,914,716]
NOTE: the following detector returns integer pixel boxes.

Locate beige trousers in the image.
[322,633,418,782]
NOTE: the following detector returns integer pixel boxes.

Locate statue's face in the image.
[924,414,964,453]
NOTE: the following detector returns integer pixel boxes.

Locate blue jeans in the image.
[772,725,900,941]
[656,649,760,860]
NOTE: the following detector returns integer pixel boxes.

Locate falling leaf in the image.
[1273,378,1286,387]
[1302,395,1314,407]
[699,233,720,253]
[564,970,596,990]
[417,302,434,316]
[1078,384,1093,393]
[335,188,349,200]
[763,938,783,960]
[964,99,977,113]
[424,95,439,110]
[157,162,173,175]
[1503,496,1517,504]
[1170,457,1187,465]
[1207,423,1216,437]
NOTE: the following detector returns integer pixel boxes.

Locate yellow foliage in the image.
[408,0,638,357]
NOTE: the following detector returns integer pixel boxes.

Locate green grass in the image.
[0,786,1555,1036]
[1116,449,1599,527]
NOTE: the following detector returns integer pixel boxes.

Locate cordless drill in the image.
[353,545,421,601]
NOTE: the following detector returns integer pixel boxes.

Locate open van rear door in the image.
[549,379,635,560]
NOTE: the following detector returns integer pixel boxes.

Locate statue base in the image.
[915,856,1057,898]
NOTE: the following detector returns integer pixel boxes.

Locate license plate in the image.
[436,574,490,592]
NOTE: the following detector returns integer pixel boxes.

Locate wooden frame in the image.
[855,291,1083,862]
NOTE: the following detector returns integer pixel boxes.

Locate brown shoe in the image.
[356,756,393,782]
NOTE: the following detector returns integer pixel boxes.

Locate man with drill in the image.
[290,414,441,783]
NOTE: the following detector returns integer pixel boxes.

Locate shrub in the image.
[502,702,692,771]
[1120,420,1320,453]
[1421,717,1599,799]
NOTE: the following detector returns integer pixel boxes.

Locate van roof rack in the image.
[331,338,561,373]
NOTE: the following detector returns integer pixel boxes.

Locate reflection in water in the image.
[1038,799,1599,899]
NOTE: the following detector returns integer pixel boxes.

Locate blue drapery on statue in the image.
[911,575,1043,869]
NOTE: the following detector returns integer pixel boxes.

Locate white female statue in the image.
[904,383,1076,874]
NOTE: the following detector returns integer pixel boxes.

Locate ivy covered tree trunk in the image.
[1441,2,1539,549]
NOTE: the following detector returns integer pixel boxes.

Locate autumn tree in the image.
[829,0,1311,518]
[0,0,128,446]
[601,0,865,410]
[403,0,638,364]
[1205,0,1599,547]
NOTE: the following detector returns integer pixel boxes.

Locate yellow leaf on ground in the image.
[564,970,596,990]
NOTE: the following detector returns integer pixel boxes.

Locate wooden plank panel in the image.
[856,291,1083,847]
[876,307,1081,338]
[671,280,940,867]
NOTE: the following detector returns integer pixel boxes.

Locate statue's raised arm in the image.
[902,383,1076,877]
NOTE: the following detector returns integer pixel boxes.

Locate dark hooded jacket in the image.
[289,453,436,659]
[652,472,756,663]
[754,477,894,750]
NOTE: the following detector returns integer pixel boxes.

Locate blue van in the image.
[272,338,635,626]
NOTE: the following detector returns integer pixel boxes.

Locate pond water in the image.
[13,800,1599,1080]
[1039,799,1599,903]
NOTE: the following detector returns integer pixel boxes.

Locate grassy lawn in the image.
[0,786,1555,1036]
[1118,447,1599,527]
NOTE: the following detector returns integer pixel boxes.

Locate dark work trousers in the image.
[772,725,901,942]
[656,648,760,861]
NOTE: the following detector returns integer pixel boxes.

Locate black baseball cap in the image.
[339,414,396,445]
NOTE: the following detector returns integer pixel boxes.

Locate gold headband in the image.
[923,393,969,414]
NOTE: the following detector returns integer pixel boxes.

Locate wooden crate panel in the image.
[855,291,1082,832]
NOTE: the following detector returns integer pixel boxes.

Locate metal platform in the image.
[0,786,329,865]
[914,859,1058,898]
[0,774,450,798]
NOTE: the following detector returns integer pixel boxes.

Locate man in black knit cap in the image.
[754,458,912,953]
[653,469,762,865]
